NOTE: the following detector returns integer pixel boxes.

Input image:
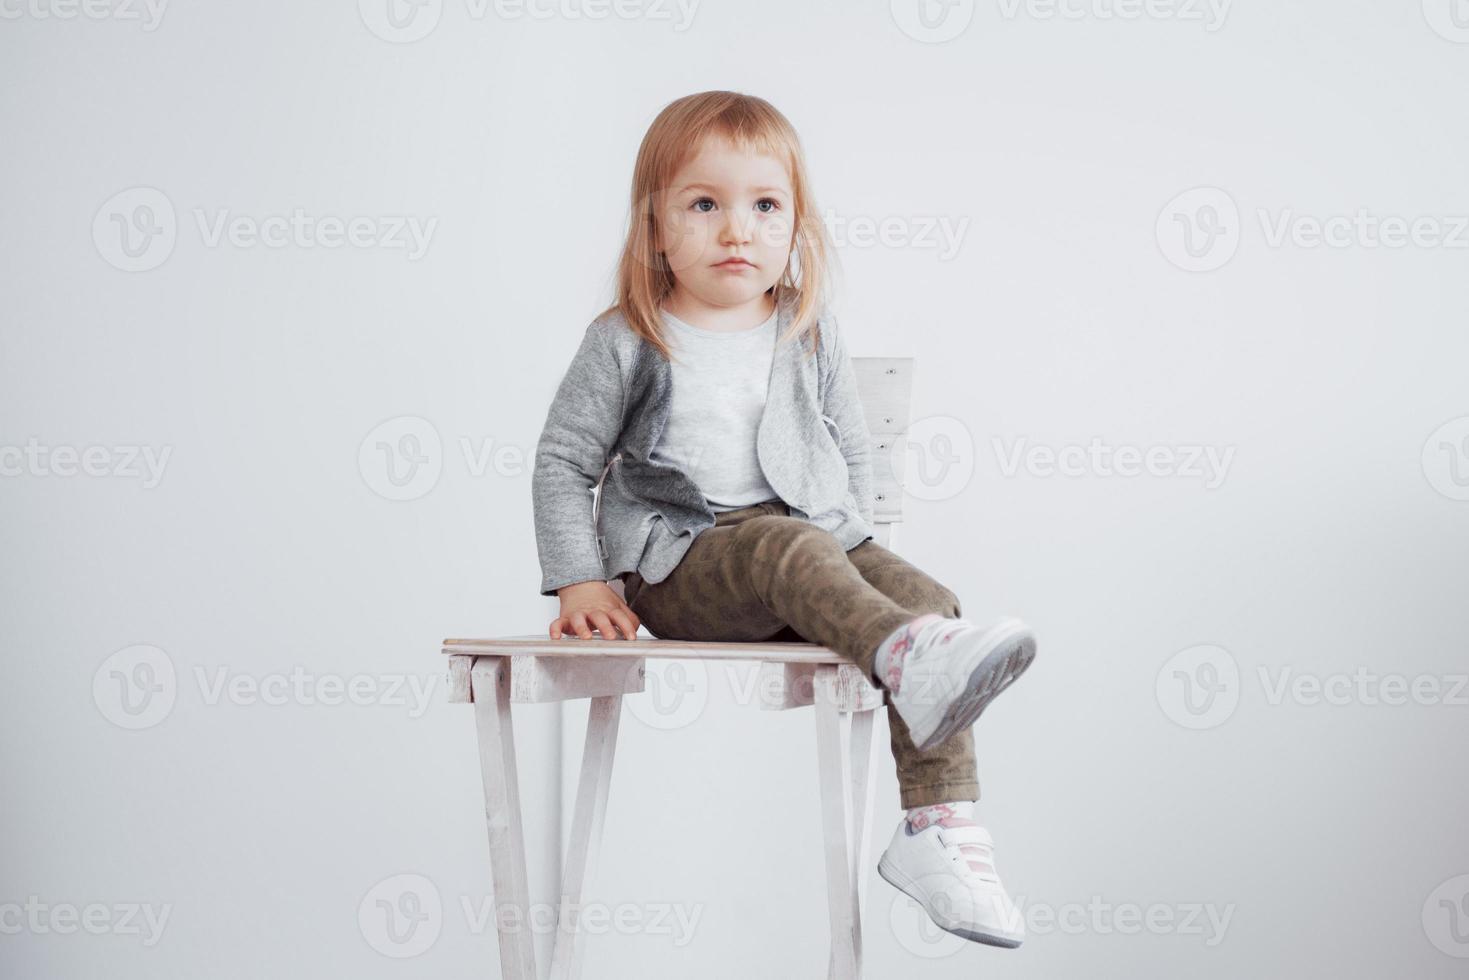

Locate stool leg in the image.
[815,665,859,979]
[550,693,624,980]
[848,706,877,972]
[471,656,537,980]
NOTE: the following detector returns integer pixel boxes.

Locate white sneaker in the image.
[876,815,1025,948]
[885,616,1037,752]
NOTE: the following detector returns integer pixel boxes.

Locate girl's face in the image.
[656,136,795,312]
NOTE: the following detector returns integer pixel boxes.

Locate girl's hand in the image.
[551,580,641,640]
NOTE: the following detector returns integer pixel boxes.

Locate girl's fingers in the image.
[570,612,594,640]
[609,608,638,640]
[588,611,617,640]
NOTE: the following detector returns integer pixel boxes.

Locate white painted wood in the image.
[509,655,646,704]
[814,665,858,979]
[853,357,914,526]
[470,657,538,980]
[847,707,878,974]
[757,661,885,712]
[446,654,473,703]
[445,635,860,664]
[549,694,623,980]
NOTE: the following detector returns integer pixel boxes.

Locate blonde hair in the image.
[600,90,836,362]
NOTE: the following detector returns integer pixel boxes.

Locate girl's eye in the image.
[691,198,716,213]
[755,198,781,214]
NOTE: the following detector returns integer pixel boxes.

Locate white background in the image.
[3,0,1467,977]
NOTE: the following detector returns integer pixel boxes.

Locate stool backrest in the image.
[852,356,915,551]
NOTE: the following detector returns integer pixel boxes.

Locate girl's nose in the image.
[720,210,754,246]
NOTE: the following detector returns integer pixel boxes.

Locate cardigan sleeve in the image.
[531,323,625,596]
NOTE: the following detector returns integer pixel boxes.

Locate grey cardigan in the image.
[531,294,876,597]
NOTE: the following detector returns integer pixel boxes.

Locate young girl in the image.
[532,90,1038,949]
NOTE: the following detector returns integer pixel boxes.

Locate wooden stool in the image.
[442,357,914,979]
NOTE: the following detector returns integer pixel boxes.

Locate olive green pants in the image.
[621,499,979,809]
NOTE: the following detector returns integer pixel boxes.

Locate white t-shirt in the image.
[650,306,781,512]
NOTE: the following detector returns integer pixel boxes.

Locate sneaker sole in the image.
[876,852,1024,949]
[912,619,1037,752]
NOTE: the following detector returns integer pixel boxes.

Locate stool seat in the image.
[445,633,855,662]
